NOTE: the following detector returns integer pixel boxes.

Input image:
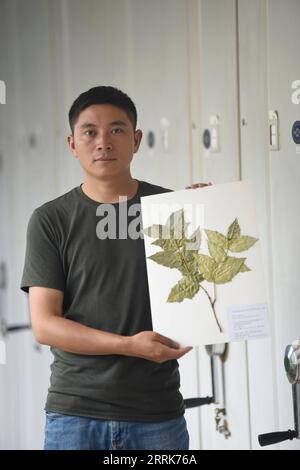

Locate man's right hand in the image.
[127,331,193,363]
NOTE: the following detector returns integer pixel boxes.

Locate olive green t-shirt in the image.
[20,180,185,421]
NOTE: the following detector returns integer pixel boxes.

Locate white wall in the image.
[0,0,299,450]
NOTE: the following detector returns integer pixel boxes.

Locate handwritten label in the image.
[227,303,269,341]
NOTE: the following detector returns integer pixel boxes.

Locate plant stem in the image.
[199,284,223,333]
[172,237,223,332]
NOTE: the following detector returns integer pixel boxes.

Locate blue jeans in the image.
[44,412,189,450]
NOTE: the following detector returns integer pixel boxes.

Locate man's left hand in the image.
[185,182,213,189]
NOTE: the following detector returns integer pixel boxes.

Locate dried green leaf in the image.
[227,218,241,240]
[171,221,190,241]
[166,209,185,229]
[194,254,217,282]
[167,276,200,303]
[239,263,251,272]
[228,235,258,253]
[184,248,199,263]
[207,241,227,264]
[185,227,201,251]
[166,209,189,240]
[148,251,182,270]
[194,272,205,283]
[205,229,228,249]
[177,249,201,278]
[213,256,246,284]
[152,238,179,251]
[143,224,167,239]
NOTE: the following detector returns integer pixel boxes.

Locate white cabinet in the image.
[1,0,299,450]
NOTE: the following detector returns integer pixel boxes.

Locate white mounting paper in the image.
[141,181,269,346]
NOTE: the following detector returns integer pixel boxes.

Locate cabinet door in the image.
[237,0,276,449]
[197,0,251,450]
[237,0,300,450]
[125,0,200,451]
[0,0,58,449]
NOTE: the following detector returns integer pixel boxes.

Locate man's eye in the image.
[112,128,122,134]
[84,130,96,137]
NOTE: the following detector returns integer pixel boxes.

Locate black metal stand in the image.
[258,343,300,447]
[6,324,31,333]
[184,396,214,409]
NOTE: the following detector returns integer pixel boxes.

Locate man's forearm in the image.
[37,315,130,356]
[37,314,192,363]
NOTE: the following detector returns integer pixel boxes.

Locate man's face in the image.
[68,104,142,180]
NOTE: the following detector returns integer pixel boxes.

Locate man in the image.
[21,86,209,450]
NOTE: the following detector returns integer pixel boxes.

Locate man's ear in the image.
[67,134,77,158]
[133,129,143,153]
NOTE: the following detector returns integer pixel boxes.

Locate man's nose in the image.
[95,133,113,151]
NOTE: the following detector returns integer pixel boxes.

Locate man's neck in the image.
[81,174,139,203]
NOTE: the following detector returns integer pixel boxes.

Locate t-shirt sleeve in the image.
[20,209,65,293]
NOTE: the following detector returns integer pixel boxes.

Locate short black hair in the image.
[68,86,137,133]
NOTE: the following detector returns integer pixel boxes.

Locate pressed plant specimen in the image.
[144,210,258,333]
